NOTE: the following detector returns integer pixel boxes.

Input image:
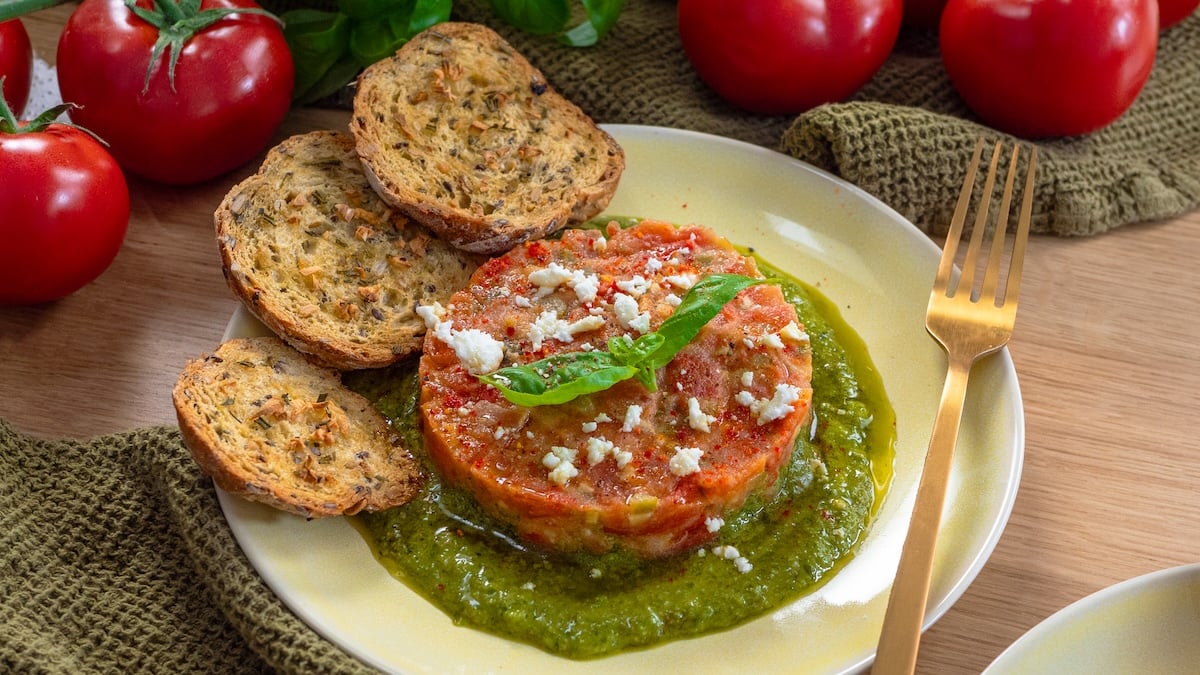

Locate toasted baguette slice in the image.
[350,21,625,255]
[215,130,481,371]
[173,336,421,518]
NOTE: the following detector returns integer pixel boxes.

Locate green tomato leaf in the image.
[477,273,763,407]
[644,273,763,370]
[560,0,622,47]
[390,0,452,35]
[293,54,362,106]
[349,17,402,67]
[281,9,352,101]
[488,0,570,36]
[336,0,396,20]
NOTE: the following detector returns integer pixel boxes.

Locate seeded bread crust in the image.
[350,22,625,255]
[215,130,482,371]
[172,336,421,518]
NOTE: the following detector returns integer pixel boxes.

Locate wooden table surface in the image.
[5,8,1199,674]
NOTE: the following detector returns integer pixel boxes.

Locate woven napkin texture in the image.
[0,420,371,675]
[441,0,1200,236]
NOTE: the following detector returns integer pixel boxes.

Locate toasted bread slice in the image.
[172,336,421,518]
[350,22,625,255]
[215,130,481,371]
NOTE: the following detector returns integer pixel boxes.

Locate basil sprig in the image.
[478,273,763,407]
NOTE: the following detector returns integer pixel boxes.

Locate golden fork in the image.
[873,138,1037,674]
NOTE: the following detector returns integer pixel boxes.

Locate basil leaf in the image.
[480,351,638,406]
[559,0,622,47]
[488,0,571,36]
[644,273,764,370]
[478,273,763,407]
[607,332,664,364]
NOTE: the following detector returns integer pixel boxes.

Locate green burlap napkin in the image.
[0,420,371,674]
[441,0,1200,236]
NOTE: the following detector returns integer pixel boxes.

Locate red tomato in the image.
[0,107,130,304]
[676,0,903,115]
[1159,0,1200,27]
[940,0,1158,138]
[0,19,31,117]
[56,0,293,185]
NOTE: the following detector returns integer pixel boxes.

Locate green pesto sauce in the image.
[344,222,895,659]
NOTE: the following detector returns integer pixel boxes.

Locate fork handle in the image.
[873,351,975,675]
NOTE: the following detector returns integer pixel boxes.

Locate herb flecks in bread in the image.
[173,336,421,518]
[351,22,625,255]
[215,130,482,371]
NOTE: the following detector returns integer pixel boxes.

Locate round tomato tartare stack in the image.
[418,220,813,558]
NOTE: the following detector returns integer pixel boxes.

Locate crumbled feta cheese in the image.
[528,309,604,349]
[612,292,651,334]
[592,235,607,253]
[711,545,753,573]
[663,273,697,290]
[741,371,754,387]
[569,269,600,304]
[758,333,785,350]
[669,446,703,476]
[493,427,507,440]
[581,421,598,433]
[527,263,600,304]
[668,248,692,266]
[586,437,613,465]
[621,404,643,432]
[736,390,756,406]
[616,275,652,297]
[613,449,633,468]
[705,516,725,533]
[543,446,579,485]
[712,544,739,559]
[664,292,682,307]
[445,327,504,375]
[513,295,533,308]
[594,413,612,423]
[417,302,504,374]
[749,383,802,425]
[644,257,663,273]
[415,302,446,329]
[687,397,716,433]
[528,263,574,297]
[743,337,756,349]
[781,321,809,343]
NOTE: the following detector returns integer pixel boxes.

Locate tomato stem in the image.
[0,0,68,22]
[121,0,283,94]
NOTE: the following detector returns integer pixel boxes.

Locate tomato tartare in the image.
[418,220,813,557]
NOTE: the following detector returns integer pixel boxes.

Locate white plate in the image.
[220,124,1024,674]
[984,563,1200,674]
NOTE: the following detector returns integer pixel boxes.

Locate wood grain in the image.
[4,7,1198,673]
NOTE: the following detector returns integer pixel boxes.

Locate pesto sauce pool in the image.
[344,227,895,659]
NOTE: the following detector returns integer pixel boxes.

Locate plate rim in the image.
[983,562,1200,673]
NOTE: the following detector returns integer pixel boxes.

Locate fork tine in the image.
[980,144,1022,304]
[933,138,986,297]
[1004,146,1037,306]
[956,141,1003,298]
